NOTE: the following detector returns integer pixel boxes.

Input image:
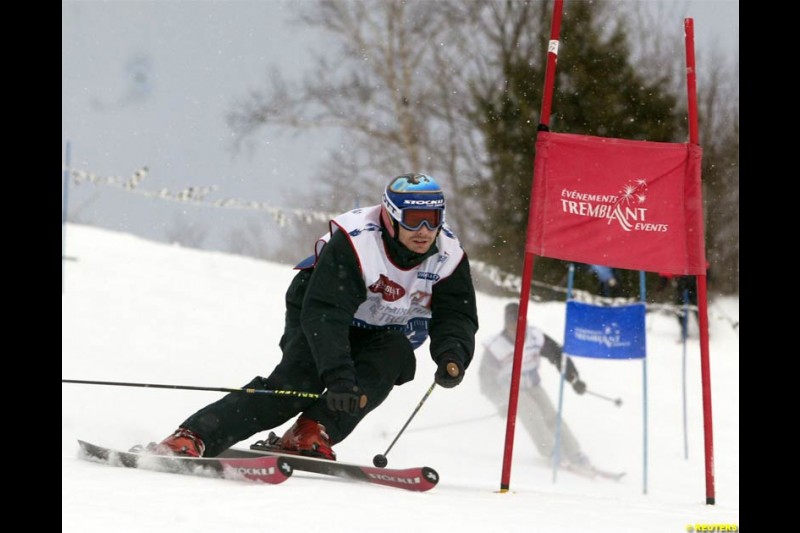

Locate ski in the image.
[562,463,626,482]
[217,441,439,492]
[77,440,292,484]
[592,469,626,482]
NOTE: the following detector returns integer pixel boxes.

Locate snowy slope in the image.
[62,224,739,533]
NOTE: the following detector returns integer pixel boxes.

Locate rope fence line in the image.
[64,167,737,330]
[68,167,336,226]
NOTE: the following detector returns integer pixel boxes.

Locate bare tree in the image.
[227,0,556,249]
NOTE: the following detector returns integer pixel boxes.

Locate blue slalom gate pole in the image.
[552,263,575,483]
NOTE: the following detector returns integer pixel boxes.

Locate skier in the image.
[479,302,593,471]
[586,264,619,298]
[157,173,479,460]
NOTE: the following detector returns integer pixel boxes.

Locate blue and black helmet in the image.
[382,173,446,232]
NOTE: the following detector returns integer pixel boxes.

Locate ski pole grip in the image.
[446,362,460,377]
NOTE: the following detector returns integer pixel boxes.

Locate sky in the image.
[61,0,740,254]
[61,223,740,533]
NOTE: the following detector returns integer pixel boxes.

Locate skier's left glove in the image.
[326,380,367,416]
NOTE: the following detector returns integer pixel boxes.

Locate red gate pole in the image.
[684,17,716,505]
[500,0,564,492]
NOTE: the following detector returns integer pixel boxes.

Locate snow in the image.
[62,224,739,532]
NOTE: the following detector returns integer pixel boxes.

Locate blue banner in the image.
[563,301,646,359]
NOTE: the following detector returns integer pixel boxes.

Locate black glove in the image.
[325,380,367,416]
[572,379,587,395]
[434,356,464,389]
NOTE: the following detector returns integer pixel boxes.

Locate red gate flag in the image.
[528,132,705,275]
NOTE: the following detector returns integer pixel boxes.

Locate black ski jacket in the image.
[291,221,479,387]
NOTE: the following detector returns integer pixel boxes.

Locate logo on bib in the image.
[368,274,406,302]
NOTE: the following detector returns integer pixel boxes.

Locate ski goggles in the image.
[398,208,444,231]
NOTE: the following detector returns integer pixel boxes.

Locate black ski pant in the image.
[181,327,416,457]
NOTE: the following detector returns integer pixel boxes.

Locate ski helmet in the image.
[382,173,446,233]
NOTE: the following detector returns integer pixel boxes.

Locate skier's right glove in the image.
[325,380,367,416]
[434,356,464,389]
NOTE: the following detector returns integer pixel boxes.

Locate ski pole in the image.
[586,389,623,407]
[373,380,438,467]
[61,378,320,399]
